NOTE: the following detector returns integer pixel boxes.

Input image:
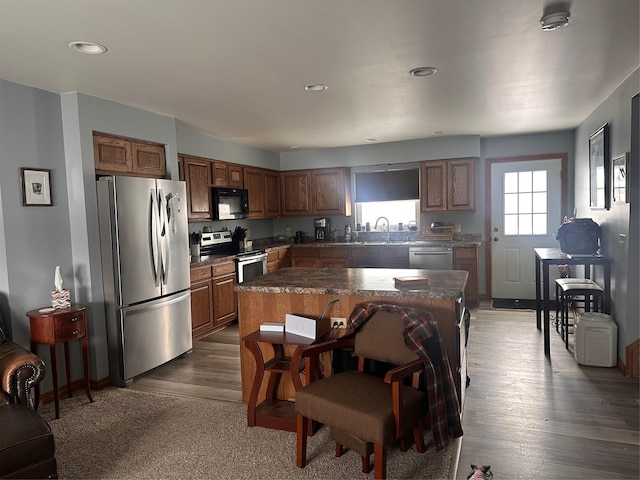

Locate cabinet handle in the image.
[70,316,79,322]
[72,330,79,335]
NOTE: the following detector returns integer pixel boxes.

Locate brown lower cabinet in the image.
[266,246,291,272]
[291,245,350,268]
[453,247,478,307]
[190,260,237,340]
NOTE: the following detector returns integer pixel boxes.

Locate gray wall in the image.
[0,80,75,390]
[573,69,639,357]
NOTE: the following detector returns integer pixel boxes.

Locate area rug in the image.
[38,387,459,479]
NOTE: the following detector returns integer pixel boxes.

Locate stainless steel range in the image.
[200,230,267,283]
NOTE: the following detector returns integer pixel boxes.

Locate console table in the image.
[534,248,611,357]
[27,305,94,418]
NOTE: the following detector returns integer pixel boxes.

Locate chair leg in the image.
[335,442,344,457]
[413,425,426,453]
[296,414,308,468]
[373,443,387,480]
[362,455,372,474]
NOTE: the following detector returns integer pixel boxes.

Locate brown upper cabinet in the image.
[420,158,475,212]
[94,132,166,178]
[180,154,212,220]
[280,167,351,217]
[213,161,244,188]
[179,154,248,220]
[243,166,280,218]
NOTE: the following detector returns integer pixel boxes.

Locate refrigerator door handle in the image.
[158,188,169,286]
[150,188,161,287]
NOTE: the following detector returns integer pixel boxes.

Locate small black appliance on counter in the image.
[314,217,330,241]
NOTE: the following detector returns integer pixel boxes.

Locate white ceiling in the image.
[1,0,638,153]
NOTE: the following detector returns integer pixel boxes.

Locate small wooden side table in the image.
[243,329,318,434]
[27,305,94,418]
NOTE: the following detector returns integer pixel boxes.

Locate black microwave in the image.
[212,187,249,220]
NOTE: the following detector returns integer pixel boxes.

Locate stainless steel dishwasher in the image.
[409,245,453,269]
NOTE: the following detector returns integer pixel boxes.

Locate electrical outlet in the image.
[330,317,346,328]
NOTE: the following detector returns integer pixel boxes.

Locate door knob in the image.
[493,236,499,242]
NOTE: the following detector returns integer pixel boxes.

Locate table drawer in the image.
[190,265,213,283]
[212,261,235,277]
[54,315,86,341]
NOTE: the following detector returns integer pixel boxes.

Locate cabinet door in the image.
[213,272,237,327]
[243,167,266,217]
[280,170,312,216]
[131,141,166,177]
[227,164,244,188]
[264,169,281,218]
[447,158,475,211]
[454,247,478,307]
[94,134,132,173]
[380,246,410,269]
[184,156,212,220]
[212,162,228,186]
[313,168,351,216]
[421,161,447,212]
[191,280,214,340]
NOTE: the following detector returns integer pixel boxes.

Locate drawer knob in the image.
[72,330,79,335]
[71,317,79,322]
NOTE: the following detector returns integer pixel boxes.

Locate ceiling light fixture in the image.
[540,8,570,31]
[304,84,328,92]
[365,138,378,143]
[68,41,107,55]
[409,66,437,77]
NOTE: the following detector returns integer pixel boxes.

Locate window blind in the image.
[355,169,419,202]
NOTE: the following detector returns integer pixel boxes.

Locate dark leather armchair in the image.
[0,327,58,479]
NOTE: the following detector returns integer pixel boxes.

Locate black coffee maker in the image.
[314,217,330,241]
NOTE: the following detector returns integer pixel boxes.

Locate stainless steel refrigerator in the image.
[97,176,192,387]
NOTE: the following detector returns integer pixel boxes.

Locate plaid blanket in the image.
[346,302,463,450]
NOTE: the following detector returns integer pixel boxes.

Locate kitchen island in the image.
[235,267,468,412]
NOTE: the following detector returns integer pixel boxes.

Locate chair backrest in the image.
[353,310,418,366]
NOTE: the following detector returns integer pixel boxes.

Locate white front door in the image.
[490,158,564,301]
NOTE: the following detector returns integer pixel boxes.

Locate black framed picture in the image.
[20,168,53,206]
[589,123,610,210]
[612,152,629,203]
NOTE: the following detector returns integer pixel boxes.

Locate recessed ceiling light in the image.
[432,131,445,135]
[304,84,328,92]
[365,138,378,143]
[68,41,107,55]
[288,145,301,149]
[409,66,437,77]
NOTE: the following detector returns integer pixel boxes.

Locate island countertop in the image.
[234,267,467,300]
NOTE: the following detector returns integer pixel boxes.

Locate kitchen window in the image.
[353,167,419,229]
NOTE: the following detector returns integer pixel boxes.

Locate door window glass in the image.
[503,170,547,235]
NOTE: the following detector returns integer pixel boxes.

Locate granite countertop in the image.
[234,267,468,300]
[190,254,235,268]
[190,234,481,268]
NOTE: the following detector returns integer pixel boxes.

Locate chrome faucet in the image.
[374,216,390,242]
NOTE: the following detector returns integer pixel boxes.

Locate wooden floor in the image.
[129,303,639,479]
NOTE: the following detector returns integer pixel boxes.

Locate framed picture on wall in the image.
[20,168,53,206]
[612,152,629,203]
[589,123,610,210]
